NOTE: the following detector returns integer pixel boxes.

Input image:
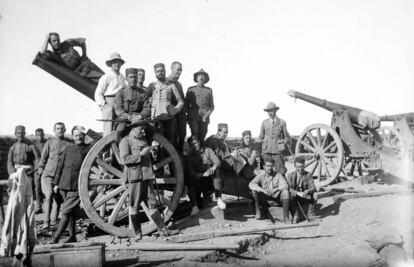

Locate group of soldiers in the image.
[2,32,319,244]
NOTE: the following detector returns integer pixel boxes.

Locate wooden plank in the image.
[95,158,123,179]
[332,189,411,202]
[106,242,239,251]
[168,222,319,243]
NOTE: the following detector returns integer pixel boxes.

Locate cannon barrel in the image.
[288,90,380,129]
[32,52,96,100]
[380,112,414,122]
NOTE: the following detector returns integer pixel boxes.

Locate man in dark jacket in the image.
[50,126,92,243]
[285,157,317,223]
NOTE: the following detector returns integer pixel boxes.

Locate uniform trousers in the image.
[41,176,62,223]
[101,97,116,137]
[188,120,208,144]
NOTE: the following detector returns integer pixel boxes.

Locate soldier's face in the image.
[72,130,85,145]
[295,162,305,174]
[196,74,206,84]
[111,60,123,73]
[264,162,274,174]
[49,35,61,50]
[267,110,276,119]
[243,135,251,146]
[35,131,45,142]
[137,71,145,84]
[54,124,66,138]
[127,73,138,87]
[132,126,146,139]
[15,129,25,141]
[171,63,182,79]
[218,128,228,140]
[155,67,166,81]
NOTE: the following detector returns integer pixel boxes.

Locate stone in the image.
[330,243,386,267]
[365,228,403,251]
[379,244,407,266]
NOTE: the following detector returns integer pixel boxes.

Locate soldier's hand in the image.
[140,146,151,156]
[53,185,59,194]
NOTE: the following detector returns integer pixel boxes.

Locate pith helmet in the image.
[106,52,125,67]
[193,69,210,83]
[263,102,280,111]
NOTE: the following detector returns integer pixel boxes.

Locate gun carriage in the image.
[288,90,414,188]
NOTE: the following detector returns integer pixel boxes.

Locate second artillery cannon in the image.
[288,90,414,188]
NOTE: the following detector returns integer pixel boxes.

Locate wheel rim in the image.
[295,123,344,187]
[377,126,404,156]
[79,131,184,237]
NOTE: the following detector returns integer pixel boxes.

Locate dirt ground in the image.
[1,176,413,267]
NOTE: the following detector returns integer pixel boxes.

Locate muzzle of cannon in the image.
[288,90,413,188]
[288,90,380,130]
[380,112,414,122]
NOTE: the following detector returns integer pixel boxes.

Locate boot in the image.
[63,215,77,243]
[282,199,291,224]
[150,209,178,237]
[50,215,70,244]
[190,206,200,216]
[307,202,318,220]
[130,214,142,241]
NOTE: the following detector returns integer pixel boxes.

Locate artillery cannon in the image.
[32,53,253,237]
[288,90,414,187]
[378,113,414,158]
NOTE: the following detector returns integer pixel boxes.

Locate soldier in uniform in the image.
[147,63,184,143]
[33,128,47,214]
[257,102,290,174]
[237,130,260,179]
[205,123,236,172]
[40,32,104,83]
[167,62,187,153]
[50,126,93,244]
[248,157,291,222]
[186,69,214,144]
[114,68,151,131]
[38,122,72,230]
[7,125,36,177]
[285,157,317,223]
[186,136,222,213]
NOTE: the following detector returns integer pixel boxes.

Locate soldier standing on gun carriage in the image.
[258,102,290,174]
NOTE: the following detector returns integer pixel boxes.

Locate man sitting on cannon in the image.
[186,136,222,214]
[114,68,151,132]
[40,32,104,83]
[248,157,291,222]
[285,156,317,223]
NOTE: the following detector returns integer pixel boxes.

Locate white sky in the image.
[0,0,413,137]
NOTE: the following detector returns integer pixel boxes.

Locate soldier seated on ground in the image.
[286,156,317,223]
[248,157,291,223]
[236,130,262,179]
[40,32,104,83]
[186,136,225,212]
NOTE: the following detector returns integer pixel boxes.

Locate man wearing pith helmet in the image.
[186,69,214,145]
[257,102,290,173]
[95,52,127,136]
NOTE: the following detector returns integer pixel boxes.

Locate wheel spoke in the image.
[108,190,128,225]
[304,158,316,168]
[321,159,331,178]
[96,158,123,179]
[321,153,338,158]
[317,161,322,181]
[296,152,314,157]
[153,157,173,171]
[309,160,318,175]
[300,141,316,153]
[316,128,322,147]
[90,179,123,186]
[93,186,125,209]
[323,142,337,153]
[306,131,318,149]
[320,133,328,150]
[111,143,122,165]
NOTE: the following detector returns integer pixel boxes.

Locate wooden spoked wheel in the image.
[377,126,404,156]
[79,131,184,237]
[295,124,344,187]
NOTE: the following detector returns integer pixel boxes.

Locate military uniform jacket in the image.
[7,140,36,175]
[186,148,221,178]
[148,80,183,120]
[167,77,187,116]
[119,135,155,183]
[39,137,72,178]
[205,135,234,170]
[248,171,288,198]
[114,85,151,120]
[258,117,289,154]
[285,171,316,194]
[33,140,46,169]
[186,85,214,123]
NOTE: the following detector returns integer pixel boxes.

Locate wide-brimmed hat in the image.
[263,102,280,111]
[193,69,210,83]
[106,52,125,67]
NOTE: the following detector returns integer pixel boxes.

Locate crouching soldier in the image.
[186,136,223,214]
[248,157,290,223]
[119,118,177,241]
[286,156,317,223]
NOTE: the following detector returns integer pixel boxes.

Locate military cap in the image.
[263,157,275,164]
[153,63,165,70]
[106,52,125,67]
[71,125,86,134]
[264,102,280,111]
[294,156,306,164]
[242,130,252,137]
[217,123,228,130]
[137,68,145,73]
[15,125,25,132]
[193,69,210,83]
[125,68,138,76]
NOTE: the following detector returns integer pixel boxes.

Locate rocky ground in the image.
[1,177,413,267]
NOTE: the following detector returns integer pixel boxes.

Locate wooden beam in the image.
[106,242,239,251]
[332,189,411,202]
